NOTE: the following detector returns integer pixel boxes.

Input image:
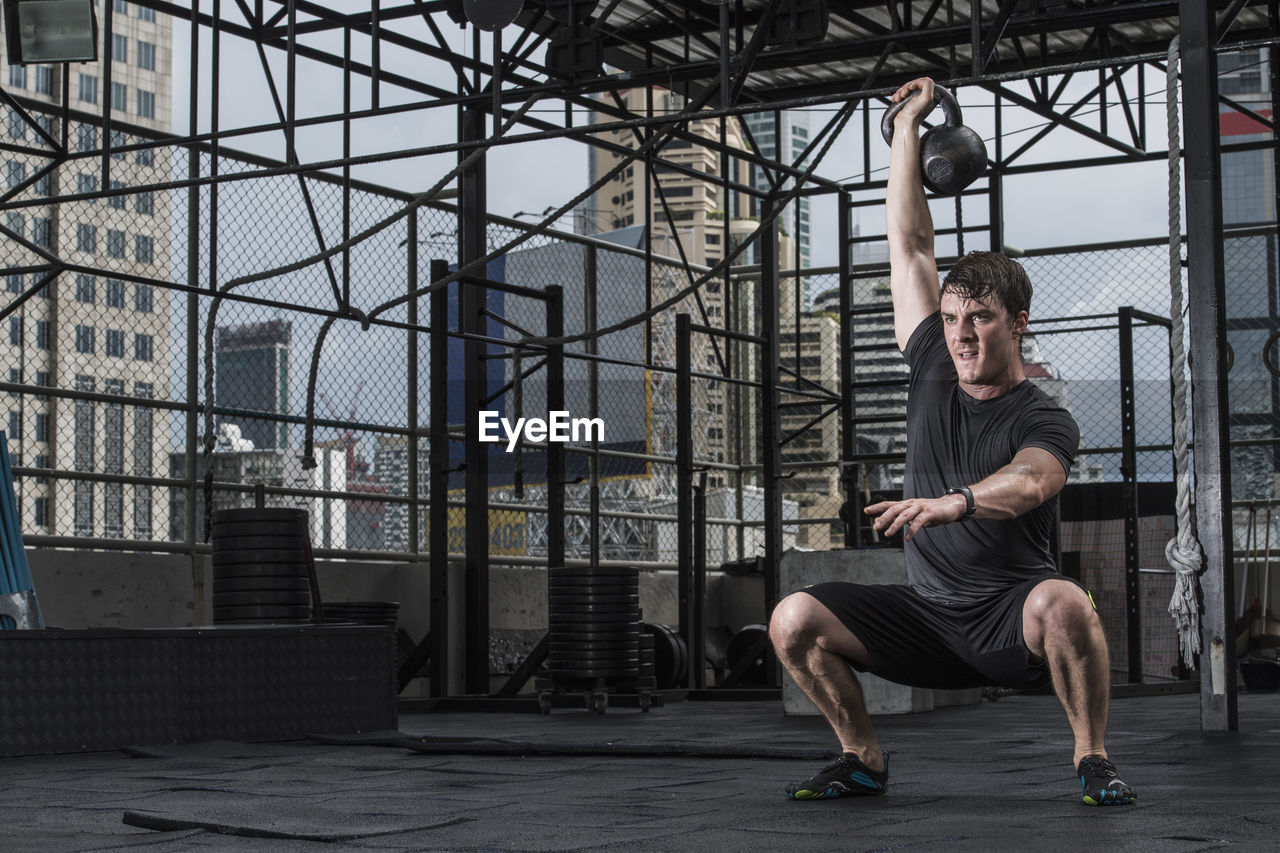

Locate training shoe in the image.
[785,752,889,800]
[1078,754,1135,806]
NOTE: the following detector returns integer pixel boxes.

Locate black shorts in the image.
[802,573,1085,690]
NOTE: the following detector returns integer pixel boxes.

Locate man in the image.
[768,77,1135,807]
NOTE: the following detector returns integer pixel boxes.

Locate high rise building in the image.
[214,319,293,451]
[2,4,174,539]
[745,110,812,288]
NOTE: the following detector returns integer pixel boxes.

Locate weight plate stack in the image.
[321,601,399,627]
[726,623,772,686]
[210,507,313,625]
[547,566,642,682]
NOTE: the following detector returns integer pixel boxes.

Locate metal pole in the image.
[759,199,783,590]
[428,258,450,696]
[585,246,600,566]
[546,285,566,577]
[1119,306,1142,683]
[990,88,1005,252]
[407,213,420,556]
[837,193,857,546]
[692,471,707,689]
[459,96,490,695]
[676,312,695,686]
[1180,0,1238,732]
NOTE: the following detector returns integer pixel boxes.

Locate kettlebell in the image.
[881,85,988,196]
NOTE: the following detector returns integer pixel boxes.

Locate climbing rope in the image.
[1164,36,1204,669]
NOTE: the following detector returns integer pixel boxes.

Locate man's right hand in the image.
[890,77,938,137]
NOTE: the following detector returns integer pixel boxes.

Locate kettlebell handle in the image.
[880,84,963,146]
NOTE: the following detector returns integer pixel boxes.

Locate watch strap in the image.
[946,486,976,520]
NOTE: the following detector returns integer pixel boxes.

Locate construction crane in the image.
[317,381,366,479]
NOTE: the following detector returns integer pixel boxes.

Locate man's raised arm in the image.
[886,78,943,352]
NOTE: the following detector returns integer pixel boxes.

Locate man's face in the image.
[939,288,1028,389]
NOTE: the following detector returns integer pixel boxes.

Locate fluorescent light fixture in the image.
[4,0,98,65]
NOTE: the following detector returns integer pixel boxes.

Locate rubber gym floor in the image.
[1,689,1276,852]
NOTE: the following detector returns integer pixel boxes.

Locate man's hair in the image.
[940,251,1033,320]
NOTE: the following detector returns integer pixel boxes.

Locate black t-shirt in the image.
[901,312,1080,605]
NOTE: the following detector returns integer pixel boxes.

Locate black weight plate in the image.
[549,631,643,645]
[547,667,640,679]
[548,593,639,606]
[548,566,638,579]
[727,623,771,686]
[212,548,307,566]
[323,600,399,608]
[213,576,311,594]
[549,636,639,649]
[550,646,640,659]
[551,654,641,667]
[213,617,311,625]
[549,618,641,631]
[213,562,309,580]
[212,507,309,526]
[548,603,641,617]
[548,575,638,589]
[645,623,685,690]
[212,604,312,621]
[211,520,309,539]
[211,534,310,552]
[213,591,311,608]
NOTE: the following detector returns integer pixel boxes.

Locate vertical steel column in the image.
[407,213,420,556]
[1118,307,1142,683]
[184,5,202,559]
[585,247,601,566]
[837,194,856,546]
[989,89,1004,253]
[1180,0,1237,731]
[692,471,707,690]
[759,200,783,588]
[675,313,694,686]
[546,286,566,574]
[100,1,114,183]
[458,99,490,695]
[428,258,451,696]
[1270,10,1280,474]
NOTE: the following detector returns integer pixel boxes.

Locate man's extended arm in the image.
[864,447,1068,542]
[886,78,942,352]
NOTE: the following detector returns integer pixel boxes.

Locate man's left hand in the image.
[864,494,967,542]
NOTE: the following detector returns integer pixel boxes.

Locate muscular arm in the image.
[866,447,1068,542]
[887,78,942,352]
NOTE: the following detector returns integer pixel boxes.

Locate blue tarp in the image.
[0,430,37,629]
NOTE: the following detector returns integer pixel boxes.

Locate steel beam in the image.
[1180,0,1237,732]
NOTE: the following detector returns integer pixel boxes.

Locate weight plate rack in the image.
[210,508,313,625]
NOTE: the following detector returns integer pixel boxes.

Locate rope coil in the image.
[1164,36,1204,668]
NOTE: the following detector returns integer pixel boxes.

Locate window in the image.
[76,274,96,303]
[138,5,155,21]
[8,317,22,346]
[105,279,125,307]
[7,410,21,439]
[34,372,49,401]
[33,497,49,529]
[32,170,51,195]
[34,66,54,95]
[137,40,156,70]
[75,324,96,354]
[33,454,48,482]
[78,73,98,104]
[5,270,22,294]
[133,333,154,362]
[135,234,154,263]
[136,147,154,166]
[111,82,127,112]
[106,229,125,258]
[113,0,127,13]
[137,89,155,119]
[6,111,24,140]
[4,213,23,239]
[76,124,98,153]
[35,321,49,350]
[8,66,26,88]
[6,368,17,395]
[76,223,97,253]
[34,413,49,443]
[134,284,153,313]
[136,190,154,215]
[112,33,127,63]
[108,180,126,209]
[77,172,98,195]
[31,217,51,248]
[5,161,25,188]
[105,329,125,357]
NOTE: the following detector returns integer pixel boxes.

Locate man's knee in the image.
[1025,580,1100,650]
[769,592,819,658]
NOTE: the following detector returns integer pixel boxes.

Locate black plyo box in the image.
[0,625,397,756]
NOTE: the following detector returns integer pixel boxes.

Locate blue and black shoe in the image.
[1078,754,1135,806]
[785,752,889,800]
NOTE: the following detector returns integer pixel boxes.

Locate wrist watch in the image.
[946,486,976,521]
